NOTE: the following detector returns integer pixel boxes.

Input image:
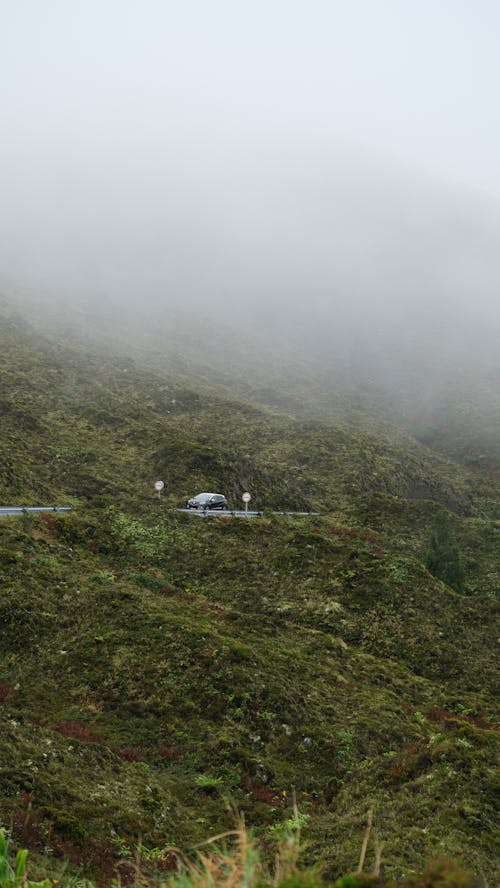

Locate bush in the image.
[425,510,466,594]
[0,829,50,888]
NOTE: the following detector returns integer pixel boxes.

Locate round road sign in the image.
[242,492,251,503]
[154,481,165,491]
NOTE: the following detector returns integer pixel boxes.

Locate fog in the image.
[1,0,500,382]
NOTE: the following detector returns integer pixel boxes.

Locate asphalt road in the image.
[0,506,72,515]
[1,506,318,518]
[177,509,320,517]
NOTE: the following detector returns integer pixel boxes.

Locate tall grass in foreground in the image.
[0,830,50,888]
[0,816,482,888]
[159,813,479,888]
[163,814,309,888]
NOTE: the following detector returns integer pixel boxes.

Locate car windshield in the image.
[195,493,212,502]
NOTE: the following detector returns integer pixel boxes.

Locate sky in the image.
[0,0,499,361]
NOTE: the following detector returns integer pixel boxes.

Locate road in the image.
[1,506,317,518]
[0,506,72,516]
[177,509,320,518]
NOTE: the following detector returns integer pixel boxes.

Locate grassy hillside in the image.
[10,292,500,487]
[1,509,498,881]
[0,305,498,884]
[0,312,494,518]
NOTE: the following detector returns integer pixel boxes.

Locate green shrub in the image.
[194,774,224,793]
[0,830,50,888]
[425,510,466,594]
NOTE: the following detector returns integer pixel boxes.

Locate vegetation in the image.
[425,510,466,594]
[0,830,49,888]
[0,817,481,888]
[0,303,498,885]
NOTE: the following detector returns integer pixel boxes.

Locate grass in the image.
[0,830,50,888]
[0,815,482,888]
[1,310,495,519]
[0,303,498,885]
[1,508,497,883]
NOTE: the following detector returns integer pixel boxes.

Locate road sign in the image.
[154,480,164,500]
[242,492,251,513]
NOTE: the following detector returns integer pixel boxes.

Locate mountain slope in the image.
[0,306,498,883]
[7,292,500,483]
[0,310,491,518]
[1,508,498,882]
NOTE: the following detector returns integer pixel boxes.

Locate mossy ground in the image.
[1,507,498,884]
[0,308,498,884]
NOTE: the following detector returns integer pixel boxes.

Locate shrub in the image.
[425,510,466,594]
[0,829,50,888]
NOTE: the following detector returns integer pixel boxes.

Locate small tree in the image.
[425,509,466,594]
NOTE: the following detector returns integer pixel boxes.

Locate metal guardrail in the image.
[0,506,72,515]
[177,509,320,517]
[1,506,318,518]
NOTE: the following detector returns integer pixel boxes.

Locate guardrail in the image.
[177,509,320,517]
[1,506,318,518]
[0,506,72,515]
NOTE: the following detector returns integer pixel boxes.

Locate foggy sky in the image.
[1,0,500,361]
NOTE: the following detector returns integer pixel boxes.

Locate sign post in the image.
[154,480,165,501]
[242,492,251,514]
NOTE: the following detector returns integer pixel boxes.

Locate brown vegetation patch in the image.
[115,746,146,762]
[10,794,49,852]
[38,512,59,538]
[385,739,431,784]
[158,743,184,762]
[399,701,415,715]
[0,682,16,703]
[322,524,381,545]
[426,707,499,731]
[313,524,383,558]
[204,600,226,613]
[486,468,500,481]
[56,836,121,887]
[51,719,105,744]
[10,793,121,884]
[242,775,285,807]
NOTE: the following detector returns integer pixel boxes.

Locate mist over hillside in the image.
[3,272,500,483]
[3,146,500,380]
[1,6,499,881]
[2,137,499,446]
[2,1,500,413]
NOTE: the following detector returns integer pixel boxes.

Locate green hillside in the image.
[0,306,498,884]
[0,311,495,518]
